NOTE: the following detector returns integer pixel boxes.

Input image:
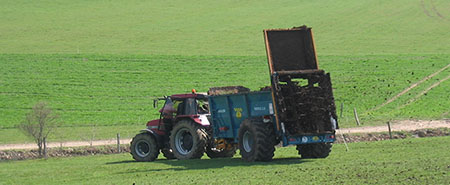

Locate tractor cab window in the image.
[197,99,209,114]
[177,98,210,115]
[162,97,209,116]
[185,98,209,115]
[183,98,196,115]
[160,98,183,118]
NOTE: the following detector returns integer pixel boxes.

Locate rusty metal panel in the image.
[264,26,318,74]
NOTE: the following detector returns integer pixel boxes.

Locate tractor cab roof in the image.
[170,93,208,100]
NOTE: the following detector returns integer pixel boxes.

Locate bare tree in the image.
[18,102,60,157]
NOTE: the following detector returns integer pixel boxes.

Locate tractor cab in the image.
[149,93,210,133]
[160,93,209,118]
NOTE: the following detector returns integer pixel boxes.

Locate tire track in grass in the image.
[442,111,449,117]
[371,63,450,112]
[397,74,450,109]
[421,0,433,18]
[420,0,449,21]
[430,0,448,20]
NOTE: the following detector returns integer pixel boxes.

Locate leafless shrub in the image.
[17,102,60,157]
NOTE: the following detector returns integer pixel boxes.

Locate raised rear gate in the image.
[264,26,338,136]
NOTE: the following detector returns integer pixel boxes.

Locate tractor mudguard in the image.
[140,129,164,148]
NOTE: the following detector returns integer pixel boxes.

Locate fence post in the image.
[117,133,121,153]
[353,108,361,126]
[387,122,392,139]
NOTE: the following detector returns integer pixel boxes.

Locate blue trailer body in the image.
[208,90,336,146]
[208,91,273,139]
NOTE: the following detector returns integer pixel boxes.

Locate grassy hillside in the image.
[1,0,449,55]
[1,136,449,184]
[1,54,448,130]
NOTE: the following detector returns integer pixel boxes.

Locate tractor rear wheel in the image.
[130,133,159,162]
[296,143,332,158]
[238,118,275,162]
[169,120,207,160]
[205,145,236,158]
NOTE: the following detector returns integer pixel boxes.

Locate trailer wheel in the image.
[205,146,236,158]
[130,133,160,162]
[170,120,207,160]
[238,118,275,162]
[296,143,332,158]
[161,148,176,159]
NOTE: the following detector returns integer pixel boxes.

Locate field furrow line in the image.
[430,0,448,20]
[420,0,433,18]
[398,74,450,109]
[370,63,450,111]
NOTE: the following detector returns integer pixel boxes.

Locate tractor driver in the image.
[159,99,182,131]
[160,99,182,119]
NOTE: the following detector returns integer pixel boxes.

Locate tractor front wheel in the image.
[130,133,159,162]
[238,118,275,162]
[169,120,207,160]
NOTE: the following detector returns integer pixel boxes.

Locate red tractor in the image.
[130,92,236,161]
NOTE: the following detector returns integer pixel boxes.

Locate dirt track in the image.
[0,138,132,151]
[0,119,449,151]
[338,119,450,134]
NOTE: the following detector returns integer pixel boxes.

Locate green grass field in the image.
[1,0,449,143]
[1,54,449,128]
[1,136,449,184]
[1,0,450,55]
[1,54,448,143]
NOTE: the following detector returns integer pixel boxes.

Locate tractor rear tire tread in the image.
[169,120,207,160]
